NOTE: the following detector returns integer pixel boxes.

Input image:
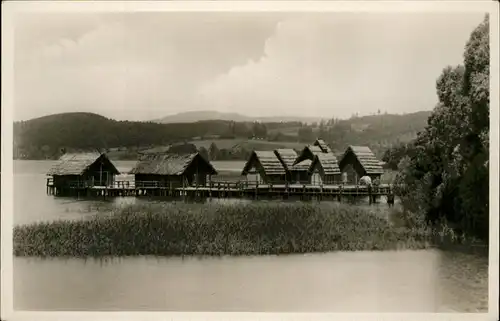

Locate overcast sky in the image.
[14,12,485,121]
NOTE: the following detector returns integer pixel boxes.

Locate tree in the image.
[298,126,314,143]
[252,122,267,139]
[318,120,328,139]
[395,15,490,240]
[208,142,220,161]
[198,146,209,161]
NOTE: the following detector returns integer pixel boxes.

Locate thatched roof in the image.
[293,145,324,165]
[291,159,312,172]
[313,139,332,153]
[340,145,384,175]
[129,152,217,176]
[242,150,286,176]
[310,153,341,175]
[274,149,298,170]
[47,152,120,176]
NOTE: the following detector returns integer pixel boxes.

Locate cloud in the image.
[198,13,486,119]
[14,12,485,121]
[14,13,278,121]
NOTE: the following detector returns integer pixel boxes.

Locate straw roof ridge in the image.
[343,145,384,174]
[130,152,217,175]
[314,139,333,153]
[243,150,286,175]
[274,148,298,170]
[292,145,324,166]
[291,159,312,171]
[311,152,340,175]
[47,152,119,176]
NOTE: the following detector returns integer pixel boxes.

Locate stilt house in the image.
[130,152,217,188]
[338,146,384,185]
[47,152,120,189]
[293,145,324,165]
[241,150,286,184]
[308,153,342,185]
[293,139,332,165]
[274,149,310,184]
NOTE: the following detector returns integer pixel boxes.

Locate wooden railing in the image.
[46,177,397,194]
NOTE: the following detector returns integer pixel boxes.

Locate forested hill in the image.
[14,110,432,160]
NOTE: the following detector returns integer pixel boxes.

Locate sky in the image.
[13,11,486,122]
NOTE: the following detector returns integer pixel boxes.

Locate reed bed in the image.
[14,202,437,258]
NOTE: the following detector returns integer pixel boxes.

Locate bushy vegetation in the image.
[14,202,438,258]
[392,16,490,241]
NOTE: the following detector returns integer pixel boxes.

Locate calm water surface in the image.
[12,160,489,312]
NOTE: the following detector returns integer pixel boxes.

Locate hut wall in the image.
[311,172,323,185]
[85,158,118,186]
[265,174,287,185]
[53,175,82,188]
[342,164,358,185]
[134,174,185,188]
[339,152,366,183]
[243,158,286,184]
[244,163,263,184]
[309,161,342,185]
[290,170,310,184]
[183,155,215,186]
[322,174,342,185]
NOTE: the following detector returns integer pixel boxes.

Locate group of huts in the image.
[46,139,384,192]
[46,149,217,191]
[241,139,384,186]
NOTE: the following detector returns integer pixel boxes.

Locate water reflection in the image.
[13,250,488,312]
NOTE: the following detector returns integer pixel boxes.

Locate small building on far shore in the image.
[47,152,120,189]
[130,152,217,188]
[241,150,286,184]
[308,153,342,185]
[338,146,384,185]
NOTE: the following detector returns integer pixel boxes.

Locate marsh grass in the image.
[13,202,472,258]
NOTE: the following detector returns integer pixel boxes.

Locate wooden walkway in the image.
[46,178,395,203]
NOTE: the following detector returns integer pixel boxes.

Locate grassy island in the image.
[13,202,450,258]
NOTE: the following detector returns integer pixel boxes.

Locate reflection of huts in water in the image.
[47,152,120,189]
[338,146,383,185]
[274,149,310,184]
[308,153,342,185]
[241,150,286,184]
[129,152,218,188]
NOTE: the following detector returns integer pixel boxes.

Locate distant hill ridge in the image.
[152,110,325,124]
[13,110,432,160]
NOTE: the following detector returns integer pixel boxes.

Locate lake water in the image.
[11,160,489,312]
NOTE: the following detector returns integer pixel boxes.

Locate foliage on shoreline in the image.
[14,202,440,258]
[388,16,490,241]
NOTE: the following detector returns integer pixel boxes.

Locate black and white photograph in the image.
[1,1,498,320]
